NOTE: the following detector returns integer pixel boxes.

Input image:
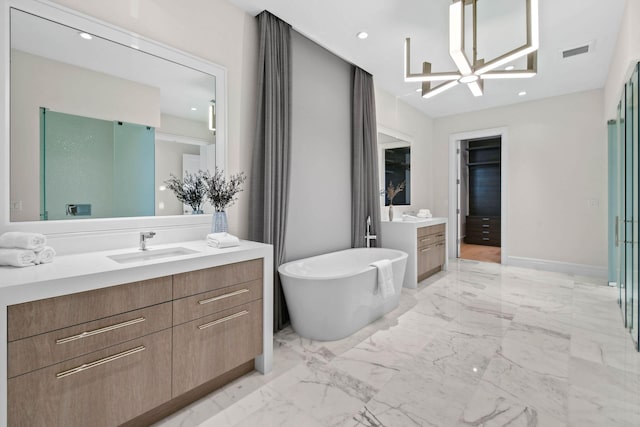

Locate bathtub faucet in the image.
[365,216,377,248]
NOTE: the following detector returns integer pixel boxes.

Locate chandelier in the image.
[404,0,539,98]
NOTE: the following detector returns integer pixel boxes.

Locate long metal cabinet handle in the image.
[56,346,146,379]
[198,289,249,305]
[615,216,619,247]
[198,310,249,330]
[56,317,146,344]
[421,248,432,252]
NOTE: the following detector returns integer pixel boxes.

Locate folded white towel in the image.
[0,248,36,267]
[206,232,240,249]
[371,259,395,298]
[35,246,56,265]
[0,232,47,251]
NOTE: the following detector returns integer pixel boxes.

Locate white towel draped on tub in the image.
[0,232,46,251]
[35,246,56,265]
[371,259,395,298]
[207,232,240,249]
[0,248,36,267]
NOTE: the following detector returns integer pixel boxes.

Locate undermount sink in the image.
[108,247,199,264]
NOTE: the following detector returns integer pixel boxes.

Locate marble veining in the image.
[155,259,640,427]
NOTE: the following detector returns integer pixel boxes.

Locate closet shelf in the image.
[466,161,501,166]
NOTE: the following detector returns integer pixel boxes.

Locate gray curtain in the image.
[351,67,381,248]
[249,11,292,332]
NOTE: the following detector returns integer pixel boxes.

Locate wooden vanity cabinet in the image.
[6,258,265,427]
[172,260,264,397]
[417,224,446,281]
[7,276,174,427]
[8,329,172,427]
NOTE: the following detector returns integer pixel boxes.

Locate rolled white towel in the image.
[0,248,36,267]
[35,246,56,265]
[207,232,240,249]
[0,232,47,251]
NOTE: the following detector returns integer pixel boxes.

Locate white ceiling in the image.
[227,0,626,118]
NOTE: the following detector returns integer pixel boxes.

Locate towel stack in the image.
[206,232,240,249]
[0,232,56,267]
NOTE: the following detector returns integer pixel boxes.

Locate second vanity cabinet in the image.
[6,259,264,427]
[417,223,446,281]
[381,218,448,288]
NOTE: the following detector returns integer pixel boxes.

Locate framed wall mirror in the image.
[377,127,411,207]
[0,0,227,234]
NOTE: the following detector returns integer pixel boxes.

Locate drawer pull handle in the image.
[56,346,145,379]
[421,248,432,252]
[482,231,489,234]
[482,218,490,221]
[198,310,249,330]
[198,288,249,305]
[482,225,490,228]
[56,317,146,344]
[483,238,490,241]
[436,233,445,238]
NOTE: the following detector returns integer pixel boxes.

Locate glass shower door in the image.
[631,65,639,344]
[625,80,634,332]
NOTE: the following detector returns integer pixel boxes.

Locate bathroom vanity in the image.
[381,218,448,288]
[0,240,273,426]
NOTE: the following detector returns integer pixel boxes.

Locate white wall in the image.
[49,0,259,238]
[375,87,435,219]
[285,31,352,261]
[603,0,640,119]
[432,89,606,271]
[10,50,160,222]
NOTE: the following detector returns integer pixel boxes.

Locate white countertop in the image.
[381,217,447,228]
[0,239,273,305]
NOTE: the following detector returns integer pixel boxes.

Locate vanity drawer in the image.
[172,300,263,397]
[8,329,172,427]
[8,276,172,341]
[417,223,445,238]
[173,259,263,299]
[173,279,263,326]
[8,302,172,378]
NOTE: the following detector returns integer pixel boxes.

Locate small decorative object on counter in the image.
[202,168,247,233]
[386,180,406,221]
[164,171,207,214]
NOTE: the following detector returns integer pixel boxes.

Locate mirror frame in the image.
[377,125,413,207]
[0,0,227,234]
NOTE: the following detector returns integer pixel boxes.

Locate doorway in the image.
[448,128,508,265]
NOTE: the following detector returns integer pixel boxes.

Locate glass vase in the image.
[212,210,228,233]
[389,204,394,221]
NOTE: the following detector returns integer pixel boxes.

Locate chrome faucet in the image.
[139,231,156,251]
[365,216,377,248]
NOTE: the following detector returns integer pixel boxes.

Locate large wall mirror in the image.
[377,127,411,207]
[1,0,226,231]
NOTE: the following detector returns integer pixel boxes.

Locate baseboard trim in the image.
[506,256,607,279]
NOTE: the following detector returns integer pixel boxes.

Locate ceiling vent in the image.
[561,41,595,59]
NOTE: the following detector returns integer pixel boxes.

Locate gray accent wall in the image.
[285,31,352,261]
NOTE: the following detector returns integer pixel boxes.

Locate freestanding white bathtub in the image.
[278,248,408,341]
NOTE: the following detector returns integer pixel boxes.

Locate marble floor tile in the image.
[156,259,640,427]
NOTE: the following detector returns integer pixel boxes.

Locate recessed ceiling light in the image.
[79,32,92,40]
[416,88,422,92]
[356,31,368,40]
[518,91,527,96]
[130,44,139,50]
[505,65,515,71]
[190,107,197,111]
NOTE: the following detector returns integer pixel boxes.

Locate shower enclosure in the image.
[609,62,639,349]
[40,109,155,220]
